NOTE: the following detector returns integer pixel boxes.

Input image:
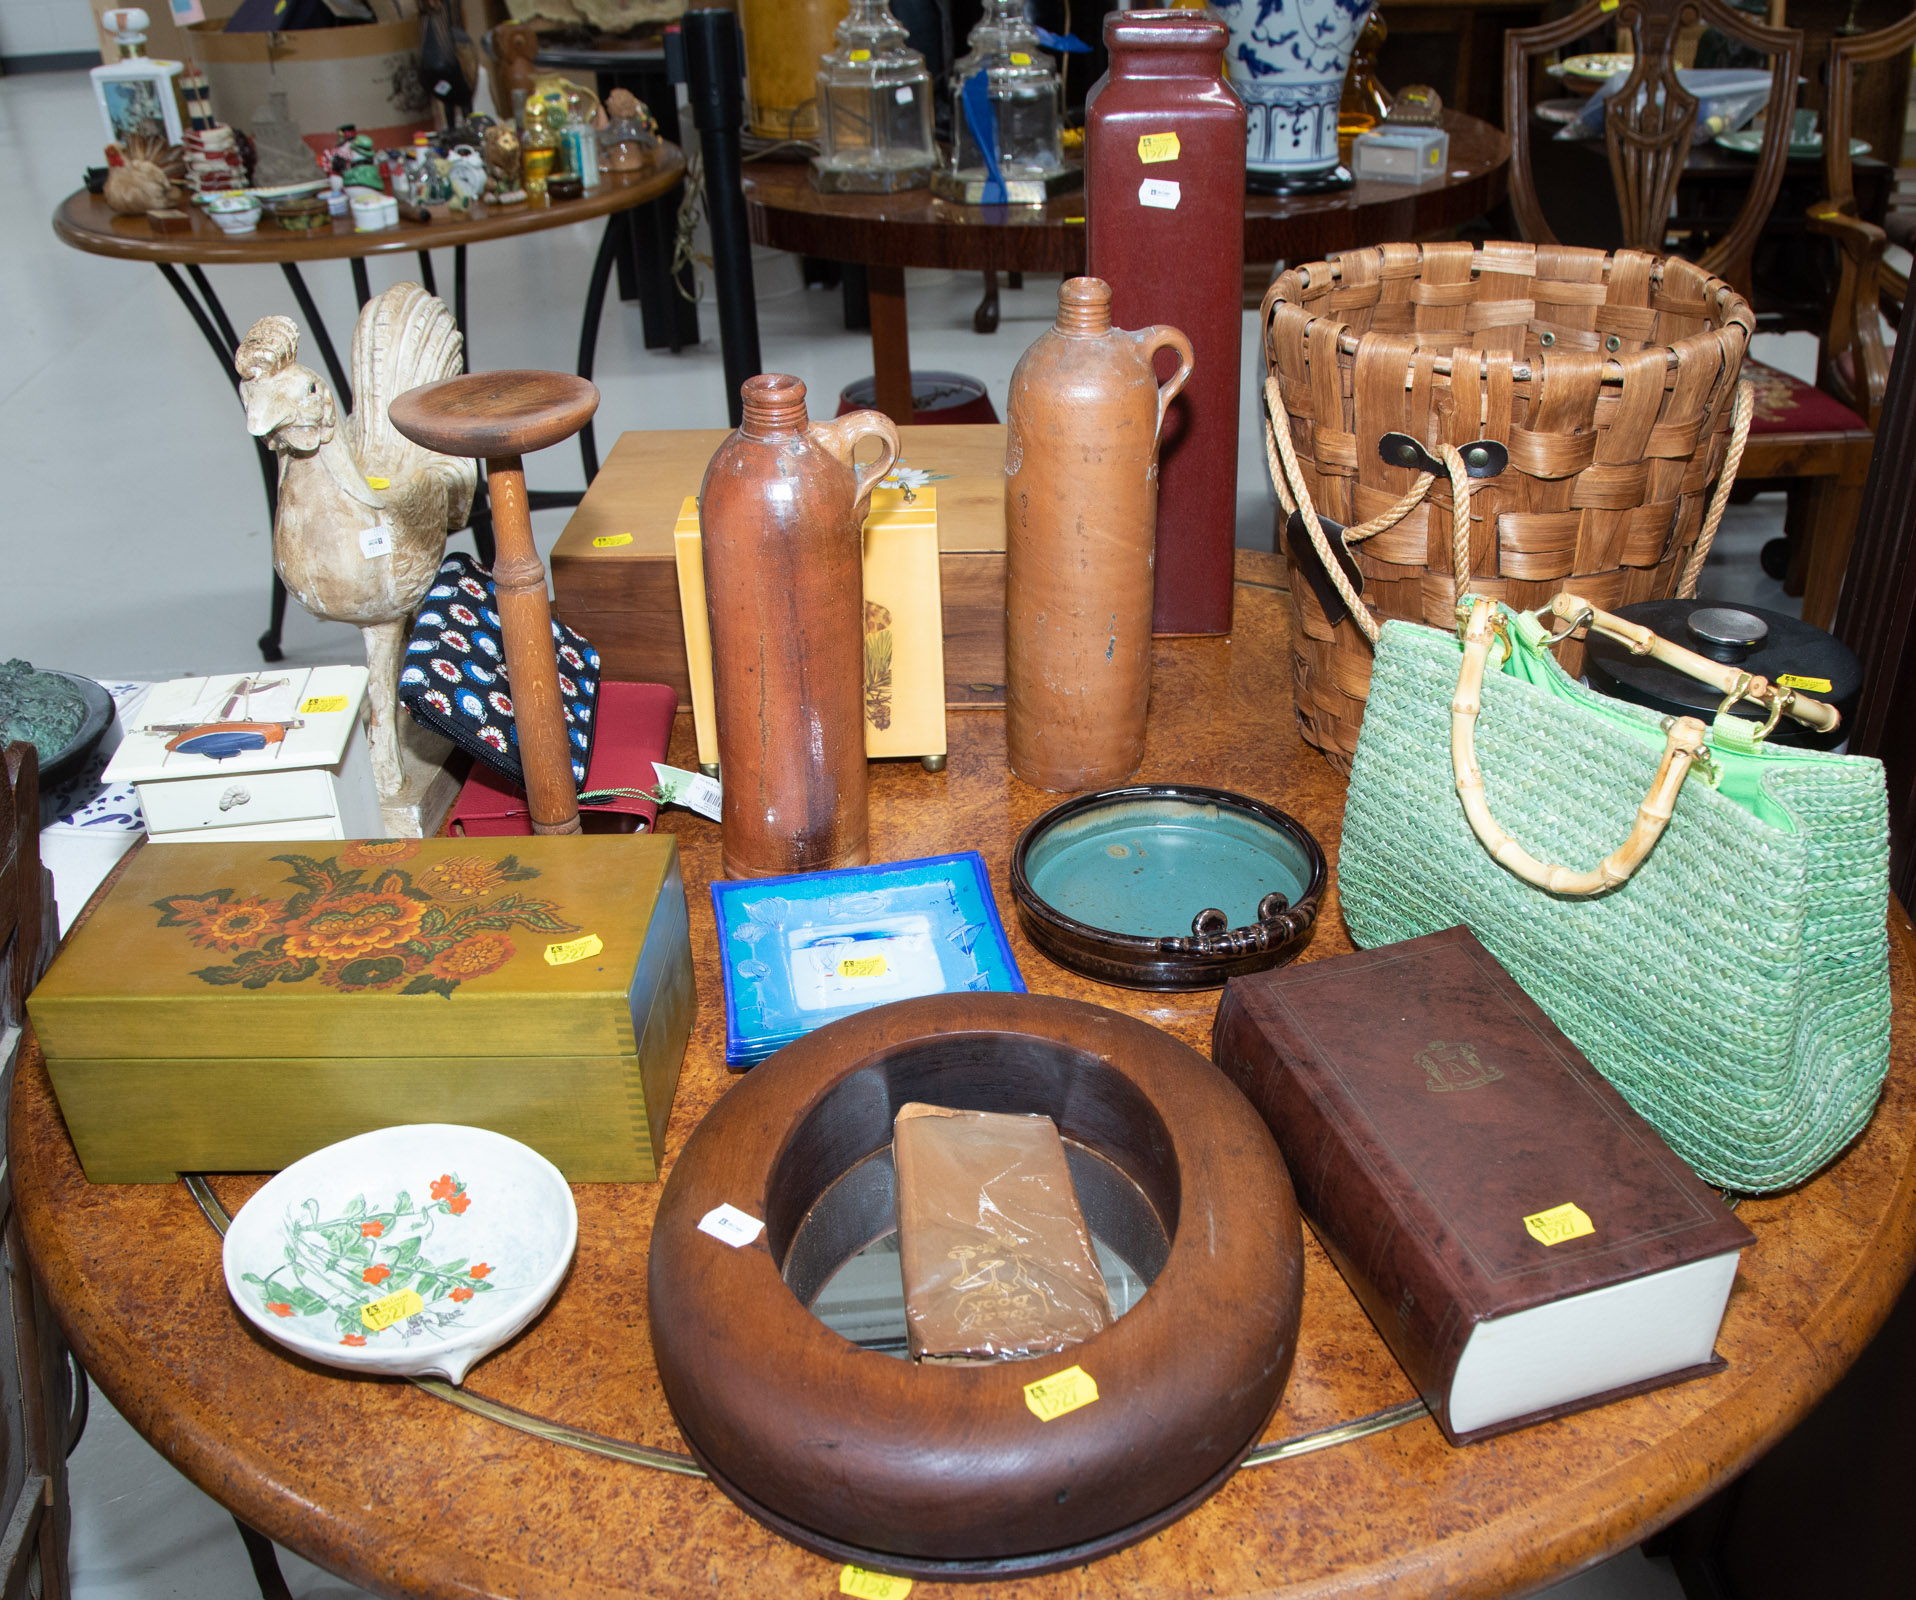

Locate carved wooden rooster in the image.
[237,284,476,814]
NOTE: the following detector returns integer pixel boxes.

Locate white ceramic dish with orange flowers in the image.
[222,1123,577,1383]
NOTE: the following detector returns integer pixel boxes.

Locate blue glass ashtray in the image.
[711,851,1026,1068]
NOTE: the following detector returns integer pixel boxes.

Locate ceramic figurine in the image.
[235,286,476,835]
[598,88,658,172]
[328,129,383,190]
[448,144,486,202]
[699,374,898,879]
[491,24,539,121]
[483,123,525,203]
[1005,278,1192,791]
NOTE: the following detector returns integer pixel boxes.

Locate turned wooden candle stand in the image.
[390,372,600,835]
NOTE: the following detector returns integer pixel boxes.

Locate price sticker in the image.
[1523,1202,1596,1246]
[1600,0,1619,9]
[836,955,888,979]
[359,1287,424,1332]
[653,762,723,821]
[895,85,914,104]
[698,1203,764,1248]
[365,475,390,490]
[1778,674,1832,693]
[1023,1364,1099,1421]
[359,524,393,559]
[1137,131,1180,164]
[1010,51,1031,64]
[1137,178,1181,211]
[299,695,349,714]
[840,1568,912,1600]
[544,933,604,966]
[592,533,634,548]
[850,48,871,60]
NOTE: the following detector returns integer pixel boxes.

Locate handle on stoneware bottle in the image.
[810,410,902,517]
[1137,327,1195,448]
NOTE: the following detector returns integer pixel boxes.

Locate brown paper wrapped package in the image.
[893,1103,1112,1362]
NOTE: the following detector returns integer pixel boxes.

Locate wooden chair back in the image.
[1505,0,1803,297]
[1809,9,1916,431]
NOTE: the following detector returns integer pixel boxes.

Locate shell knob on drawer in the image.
[218,785,251,812]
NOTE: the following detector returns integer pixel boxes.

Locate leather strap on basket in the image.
[1451,597,1710,896]
[1262,374,1758,643]
[1263,375,1468,645]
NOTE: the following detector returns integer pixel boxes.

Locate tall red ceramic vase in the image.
[1085,10,1245,637]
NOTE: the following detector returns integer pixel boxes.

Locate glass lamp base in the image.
[930,165,1083,205]
[811,161,935,193]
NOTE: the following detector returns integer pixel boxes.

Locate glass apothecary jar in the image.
[812,0,936,192]
[932,0,1078,204]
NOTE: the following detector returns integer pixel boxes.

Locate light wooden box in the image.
[550,425,1009,708]
[673,489,948,767]
[29,835,695,1183]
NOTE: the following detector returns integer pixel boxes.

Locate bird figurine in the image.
[237,284,476,830]
[103,131,184,215]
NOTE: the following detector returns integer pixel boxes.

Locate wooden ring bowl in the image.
[647,992,1304,1578]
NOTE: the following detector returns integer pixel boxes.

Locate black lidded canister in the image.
[1584,600,1860,751]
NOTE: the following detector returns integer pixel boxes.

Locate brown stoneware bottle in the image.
[701,374,899,878]
[1085,11,1245,637]
[1005,278,1193,792]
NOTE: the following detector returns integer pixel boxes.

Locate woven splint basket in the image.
[1261,241,1754,770]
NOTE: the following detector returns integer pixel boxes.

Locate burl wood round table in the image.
[14,552,1916,1600]
[742,112,1510,423]
[52,156,685,662]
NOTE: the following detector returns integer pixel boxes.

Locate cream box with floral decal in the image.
[27,835,694,1183]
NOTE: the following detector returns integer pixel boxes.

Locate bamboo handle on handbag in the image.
[1452,599,1709,896]
[1546,593,1841,736]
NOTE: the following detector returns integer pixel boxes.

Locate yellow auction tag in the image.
[544,933,605,966]
[299,695,349,714]
[365,476,390,490]
[1524,1202,1596,1246]
[1024,1364,1099,1421]
[1137,131,1180,164]
[837,955,888,978]
[360,1288,424,1332]
[1777,674,1832,693]
[849,48,871,61]
[840,1567,911,1600]
[1010,51,1031,65]
[592,533,634,548]
[1599,0,1619,10]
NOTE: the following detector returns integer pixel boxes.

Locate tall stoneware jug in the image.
[1085,11,1244,637]
[1006,278,1193,791]
[701,373,898,877]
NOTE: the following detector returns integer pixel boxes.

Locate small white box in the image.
[1351,127,1451,185]
[104,666,381,844]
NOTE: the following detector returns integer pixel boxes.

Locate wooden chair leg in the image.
[974,271,1000,334]
[1782,482,1812,598]
[1799,472,1869,631]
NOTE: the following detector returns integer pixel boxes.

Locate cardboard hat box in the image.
[188,18,434,163]
[29,835,694,1183]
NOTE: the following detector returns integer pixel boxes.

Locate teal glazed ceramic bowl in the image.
[1010,785,1326,989]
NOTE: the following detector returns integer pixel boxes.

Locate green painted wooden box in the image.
[28,836,695,1183]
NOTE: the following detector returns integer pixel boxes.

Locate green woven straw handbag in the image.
[1339,596,1891,1193]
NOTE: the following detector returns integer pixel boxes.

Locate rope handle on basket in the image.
[1262,374,1758,642]
[1452,598,1711,896]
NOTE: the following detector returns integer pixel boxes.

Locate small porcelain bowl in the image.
[222,1123,577,1383]
[210,204,261,233]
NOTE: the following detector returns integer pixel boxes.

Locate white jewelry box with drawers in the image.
[103,667,380,843]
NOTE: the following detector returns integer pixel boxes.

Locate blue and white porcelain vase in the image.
[1216,0,1370,185]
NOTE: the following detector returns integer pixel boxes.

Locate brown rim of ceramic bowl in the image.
[647,991,1304,1578]
[1009,784,1327,991]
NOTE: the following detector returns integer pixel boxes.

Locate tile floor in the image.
[3,63,1815,1600]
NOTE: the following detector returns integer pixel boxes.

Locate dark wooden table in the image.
[13,549,1916,1600]
[742,111,1511,423]
[52,154,686,662]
